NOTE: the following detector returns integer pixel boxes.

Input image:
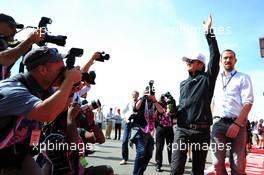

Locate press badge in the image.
[30,129,41,146]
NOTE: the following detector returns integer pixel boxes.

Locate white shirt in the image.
[212,69,254,118]
[122,101,136,120]
[95,111,104,123]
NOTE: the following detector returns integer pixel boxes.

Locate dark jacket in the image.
[177,33,220,125]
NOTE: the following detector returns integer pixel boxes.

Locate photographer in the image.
[0,13,44,80]
[0,46,81,174]
[132,83,164,175]
[154,92,176,172]
[78,104,105,145]
[40,96,112,175]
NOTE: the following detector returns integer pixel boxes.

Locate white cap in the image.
[182,53,206,64]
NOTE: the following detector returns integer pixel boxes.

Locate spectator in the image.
[120,90,139,165]
[258,119,264,148]
[105,108,114,139]
[211,48,254,174]
[95,107,104,129]
[114,109,122,140]
[251,121,259,146]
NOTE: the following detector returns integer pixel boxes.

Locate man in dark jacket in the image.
[171,15,220,175]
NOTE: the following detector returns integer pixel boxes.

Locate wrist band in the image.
[233,122,241,127]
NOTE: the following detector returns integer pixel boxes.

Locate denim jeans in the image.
[211,118,247,175]
[121,123,131,161]
[170,126,210,175]
[133,130,154,175]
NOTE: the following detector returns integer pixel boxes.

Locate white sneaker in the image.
[120,160,127,165]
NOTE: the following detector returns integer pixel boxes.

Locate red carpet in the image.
[205,148,264,175]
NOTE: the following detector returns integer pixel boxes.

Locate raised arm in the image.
[80,52,100,73]
[203,14,220,81]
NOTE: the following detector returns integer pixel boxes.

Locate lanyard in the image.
[221,71,237,90]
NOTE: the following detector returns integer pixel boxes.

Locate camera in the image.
[95,51,110,62]
[149,80,155,95]
[80,99,101,111]
[38,17,67,46]
[65,48,84,69]
[65,48,96,85]
[164,91,176,113]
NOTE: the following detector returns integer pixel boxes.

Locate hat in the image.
[82,71,96,85]
[0,13,24,29]
[23,47,65,71]
[87,71,96,85]
[182,53,206,64]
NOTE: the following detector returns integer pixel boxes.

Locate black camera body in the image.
[149,80,155,95]
[65,48,96,85]
[95,52,110,62]
[80,99,101,111]
[38,17,67,46]
[66,48,83,69]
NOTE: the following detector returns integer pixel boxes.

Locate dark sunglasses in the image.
[185,59,200,64]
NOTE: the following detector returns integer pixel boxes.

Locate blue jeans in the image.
[133,130,154,175]
[121,123,131,161]
[211,118,247,175]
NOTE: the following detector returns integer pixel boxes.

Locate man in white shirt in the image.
[211,49,254,175]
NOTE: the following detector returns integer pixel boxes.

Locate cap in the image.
[88,71,96,85]
[0,13,24,29]
[82,71,96,85]
[23,47,65,71]
[182,53,206,64]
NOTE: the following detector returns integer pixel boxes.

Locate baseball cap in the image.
[82,71,96,85]
[23,47,65,71]
[182,53,206,64]
[0,13,24,29]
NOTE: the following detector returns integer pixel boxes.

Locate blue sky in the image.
[2,0,264,119]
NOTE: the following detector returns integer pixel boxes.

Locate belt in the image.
[213,116,237,122]
[177,123,210,129]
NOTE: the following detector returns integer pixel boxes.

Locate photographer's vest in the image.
[142,100,155,134]
[0,73,51,161]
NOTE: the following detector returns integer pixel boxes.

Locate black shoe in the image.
[155,167,162,172]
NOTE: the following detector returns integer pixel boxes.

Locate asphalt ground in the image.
[87,130,213,175]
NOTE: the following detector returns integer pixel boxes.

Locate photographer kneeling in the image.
[0,46,82,175]
[0,13,44,80]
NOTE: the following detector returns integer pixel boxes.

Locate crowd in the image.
[0,13,257,175]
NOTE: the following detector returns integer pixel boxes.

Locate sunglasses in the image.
[185,59,201,64]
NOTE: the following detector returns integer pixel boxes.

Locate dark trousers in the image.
[155,125,174,168]
[170,126,210,175]
[114,123,122,140]
[121,123,131,161]
[97,122,102,129]
[133,130,154,175]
